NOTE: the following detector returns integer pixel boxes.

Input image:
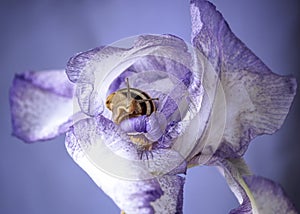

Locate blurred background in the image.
[0,0,299,213]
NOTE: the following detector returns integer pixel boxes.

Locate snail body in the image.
[106,78,163,158]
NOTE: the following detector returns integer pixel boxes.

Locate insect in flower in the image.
[106,78,159,159]
[105,78,159,124]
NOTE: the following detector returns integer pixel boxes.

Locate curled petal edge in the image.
[65,116,186,214]
[209,158,297,214]
[10,70,75,143]
[190,0,297,160]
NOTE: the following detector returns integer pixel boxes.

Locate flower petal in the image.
[190,0,297,159]
[10,70,75,143]
[65,116,186,214]
[107,53,215,163]
[191,0,269,74]
[66,46,104,83]
[211,158,297,214]
[244,176,297,214]
[67,34,216,163]
[151,175,185,214]
[66,34,197,118]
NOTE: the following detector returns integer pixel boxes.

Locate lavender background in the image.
[1,0,299,213]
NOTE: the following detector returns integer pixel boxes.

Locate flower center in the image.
[105,78,160,158]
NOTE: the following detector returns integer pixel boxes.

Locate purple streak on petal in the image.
[65,118,97,159]
[66,116,140,167]
[66,46,104,83]
[244,176,297,214]
[119,116,147,133]
[107,175,184,214]
[75,82,104,117]
[106,69,137,96]
[66,44,133,86]
[65,116,185,214]
[106,35,193,111]
[210,158,297,214]
[118,180,163,214]
[66,46,130,116]
[10,70,75,143]
[145,112,167,142]
[66,46,103,115]
[17,70,74,97]
[108,66,189,123]
[107,54,193,98]
[190,0,270,75]
[190,0,297,159]
[65,126,80,158]
[215,72,297,159]
[130,55,192,88]
[209,158,252,214]
[66,127,162,213]
[152,175,185,214]
[95,115,136,155]
[119,112,181,148]
[134,34,188,53]
[158,121,182,149]
[159,94,180,121]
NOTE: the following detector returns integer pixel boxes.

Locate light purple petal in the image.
[66,34,194,118]
[211,158,297,214]
[107,54,194,121]
[66,46,104,83]
[65,36,208,213]
[119,115,147,133]
[191,0,269,74]
[151,175,185,214]
[66,45,129,116]
[190,0,297,159]
[68,115,187,177]
[244,176,297,214]
[215,72,296,159]
[10,70,75,143]
[65,116,186,213]
[67,34,212,162]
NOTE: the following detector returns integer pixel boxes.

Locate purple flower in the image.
[10,0,297,213]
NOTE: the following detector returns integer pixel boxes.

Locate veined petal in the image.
[215,71,296,158]
[211,158,297,214]
[243,176,297,214]
[191,0,270,74]
[190,0,297,159]
[65,116,186,214]
[67,34,216,163]
[66,34,200,118]
[10,70,75,143]
[151,175,185,214]
[66,46,104,83]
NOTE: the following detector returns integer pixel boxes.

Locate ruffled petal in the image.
[243,176,297,214]
[215,71,296,159]
[211,158,297,214]
[190,0,297,159]
[65,115,186,214]
[151,175,185,214]
[10,70,75,143]
[191,0,269,74]
[66,35,191,117]
[67,34,218,163]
